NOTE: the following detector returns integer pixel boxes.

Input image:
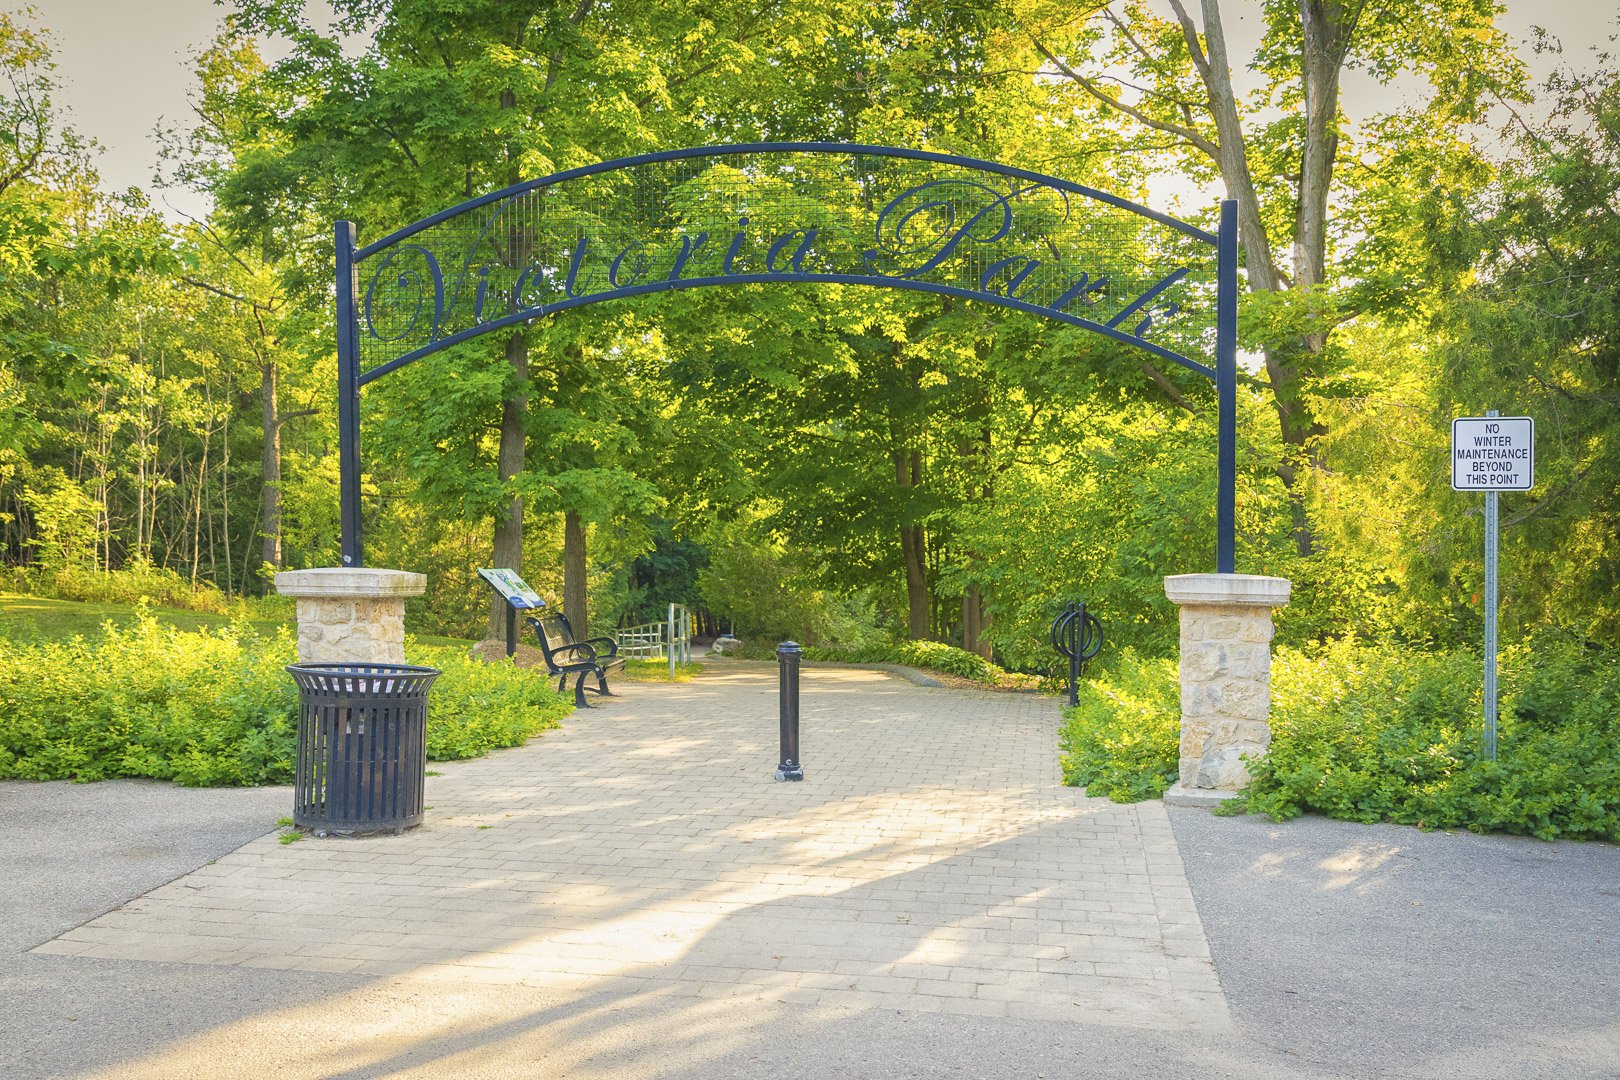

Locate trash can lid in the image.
[285,662,443,676]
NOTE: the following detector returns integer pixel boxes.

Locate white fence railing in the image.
[666,603,692,676]
[615,604,695,673]
[614,623,668,659]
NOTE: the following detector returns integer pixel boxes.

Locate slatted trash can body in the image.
[285,662,441,834]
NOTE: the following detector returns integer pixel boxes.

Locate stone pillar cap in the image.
[275,567,427,598]
[1164,573,1290,608]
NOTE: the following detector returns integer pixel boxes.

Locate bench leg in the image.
[594,669,615,697]
[572,671,593,709]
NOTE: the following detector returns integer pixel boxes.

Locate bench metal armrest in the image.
[582,635,618,658]
[524,615,600,671]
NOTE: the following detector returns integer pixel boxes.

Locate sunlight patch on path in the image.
[40,666,1228,1078]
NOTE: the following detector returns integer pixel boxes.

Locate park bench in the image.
[524,609,626,708]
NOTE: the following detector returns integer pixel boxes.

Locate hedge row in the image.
[1060,637,1620,842]
[0,617,572,786]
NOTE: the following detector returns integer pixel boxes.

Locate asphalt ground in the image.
[1171,807,1620,1079]
[2,777,1617,1079]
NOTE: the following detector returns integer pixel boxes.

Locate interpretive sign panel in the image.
[477,568,543,609]
[1451,416,1534,491]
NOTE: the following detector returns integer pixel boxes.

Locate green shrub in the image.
[0,617,300,786]
[0,617,572,786]
[0,565,293,621]
[698,510,882,646]
[1058,650,1180,801]
[1243,637,1620,841]
[408,641,574,761]
[1053,637,1620,837]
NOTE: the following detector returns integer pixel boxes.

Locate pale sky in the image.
[33,0,1620,224]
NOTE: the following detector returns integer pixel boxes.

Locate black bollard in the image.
[775,641,804,781]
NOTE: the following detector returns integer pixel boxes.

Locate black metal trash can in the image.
[284,662,441,835]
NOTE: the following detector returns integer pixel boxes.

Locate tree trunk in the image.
[486,333,528,638]
[260,362,282,570]
[563,510,588,634]
[894,449,930,640]
[220,381,234,596]
[962,583,992,660]
[190,421,210,585]
[1269,0,1352,557]
[135,422,146,562]
[1172,0,1341,555]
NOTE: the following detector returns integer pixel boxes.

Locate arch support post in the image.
[1215,199,1238,575]
[1162,573,1289,807]
[276,567,427,664]
[336,220,364,569]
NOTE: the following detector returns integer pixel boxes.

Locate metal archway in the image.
[334,142,1238,572]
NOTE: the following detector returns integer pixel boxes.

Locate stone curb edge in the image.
[1162,784,1240,809]
[795,660,945,688]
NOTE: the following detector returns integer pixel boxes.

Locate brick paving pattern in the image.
[36,666,1228,1031]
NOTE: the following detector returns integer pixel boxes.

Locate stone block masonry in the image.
[1162,574,1290,807]
[274,567,427,664]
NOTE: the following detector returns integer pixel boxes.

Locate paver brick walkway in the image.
[36,666,1228,1032]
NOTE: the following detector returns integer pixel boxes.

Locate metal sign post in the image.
[1451,412,1534,760]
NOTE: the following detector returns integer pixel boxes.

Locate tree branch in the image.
[180,275,254,306]
[1166,0,1284,291]
[1024,32,1220,157]
[1141,359,1201,416]
[372,120,421,169]
[0,143,43,198]
[1156,1,1211,81]
[1501,463,1594,528]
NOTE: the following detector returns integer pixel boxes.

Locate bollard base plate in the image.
[774,766,804,782]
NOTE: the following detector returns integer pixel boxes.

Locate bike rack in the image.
[1051,603,1103,707]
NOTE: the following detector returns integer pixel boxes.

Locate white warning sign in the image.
[1451,416,1534,492]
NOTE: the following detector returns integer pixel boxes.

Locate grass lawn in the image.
[0,593,476,649]
[619,658,705,682]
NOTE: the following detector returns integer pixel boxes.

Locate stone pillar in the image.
[275,568,427,665]
[1162,573,1291,807]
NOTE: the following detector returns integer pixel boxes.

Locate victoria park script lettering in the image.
[362,179,1191,355]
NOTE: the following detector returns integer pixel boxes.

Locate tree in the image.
[1013,0,1524,554]
[159,33,325,576]
[1426,35,1620,642]
[223,0,865,634]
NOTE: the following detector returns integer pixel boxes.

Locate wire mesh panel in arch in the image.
[353,146,1220,382]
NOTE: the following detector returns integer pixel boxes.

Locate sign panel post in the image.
[1451,413,1534,760]
[478,568,545,658]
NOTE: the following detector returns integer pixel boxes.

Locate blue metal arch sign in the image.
[334,143,1239,572]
